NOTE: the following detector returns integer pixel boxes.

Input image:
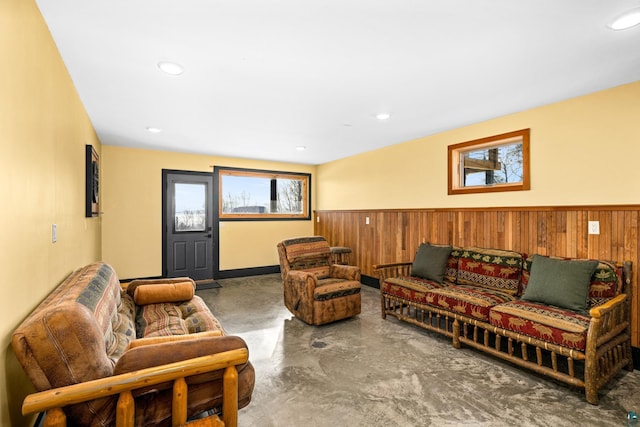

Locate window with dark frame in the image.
[216,167,311,220]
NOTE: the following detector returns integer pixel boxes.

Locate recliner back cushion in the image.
[282,236,331,278]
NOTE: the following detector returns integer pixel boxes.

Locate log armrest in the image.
[22,348,249,427]
[587,293,630,346]
[373,262,413,282]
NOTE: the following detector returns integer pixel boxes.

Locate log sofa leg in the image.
[452,319,461,349]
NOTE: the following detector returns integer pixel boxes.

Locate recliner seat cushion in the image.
[314,279,361,301]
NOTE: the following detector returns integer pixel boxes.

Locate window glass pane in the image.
[174,183,206,232]
[221,175,270,214]
[461,142,523,187]
[277,178,303,214]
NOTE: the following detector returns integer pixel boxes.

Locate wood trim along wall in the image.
[314,205,639,347]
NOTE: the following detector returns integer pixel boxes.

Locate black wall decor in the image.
[85,145,99,217]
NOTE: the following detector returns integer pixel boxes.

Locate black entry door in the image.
[162,170,214,281]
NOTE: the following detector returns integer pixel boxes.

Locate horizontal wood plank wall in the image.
[314,206,640,348]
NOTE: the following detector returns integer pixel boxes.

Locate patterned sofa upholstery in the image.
[277,236,361,325]
[12,262,255,426]
[376,244,633,405]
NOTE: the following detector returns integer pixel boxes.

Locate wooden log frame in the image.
[21,348,248,427]
[374,261,634,405]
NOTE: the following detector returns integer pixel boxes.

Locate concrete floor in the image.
[197,274,640,427]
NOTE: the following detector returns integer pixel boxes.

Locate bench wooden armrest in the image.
[588,293,630,347]
[373,262,413,282]
[22,348,249,427]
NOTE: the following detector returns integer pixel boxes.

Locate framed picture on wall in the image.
[85,145,99,217]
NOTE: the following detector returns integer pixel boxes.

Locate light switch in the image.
[588,221,600,235]
[365,216,370,225]
[52,224,57,243]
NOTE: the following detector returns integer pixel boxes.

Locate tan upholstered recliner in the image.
[277,236,361,325]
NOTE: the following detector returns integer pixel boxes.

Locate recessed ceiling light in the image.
[296,146,306,151]
[146,127,162,133]
[609,7,640,30]
[376,113,391,121]
[157,61,184,76]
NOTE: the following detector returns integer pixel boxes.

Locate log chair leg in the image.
[380,295,387,319]
[585,388,599,405]
[452,319,461,349]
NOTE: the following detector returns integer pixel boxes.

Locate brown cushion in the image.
[133,281,195,305]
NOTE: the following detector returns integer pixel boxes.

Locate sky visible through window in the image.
[175,183,206,213]
[222,176,271,208]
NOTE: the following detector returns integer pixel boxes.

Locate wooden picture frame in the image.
[85,145,99,217]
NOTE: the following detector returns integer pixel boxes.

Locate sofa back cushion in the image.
[521,256,622,307]
[456,247,523,295]
[411,243,453,284]
[521,255,598,311]
[446,248,462,283]
[12,262,131,426]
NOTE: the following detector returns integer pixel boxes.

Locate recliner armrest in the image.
[330,264,361,281]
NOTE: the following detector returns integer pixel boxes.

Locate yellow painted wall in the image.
[317,81,640,209]
[101,146,315,279]
[0,0,102,425]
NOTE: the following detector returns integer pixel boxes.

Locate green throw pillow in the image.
[411,243,453,284]
[521,255,598,311]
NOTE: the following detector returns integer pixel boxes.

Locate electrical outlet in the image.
[52,224,57,243]
[588,221,600,235]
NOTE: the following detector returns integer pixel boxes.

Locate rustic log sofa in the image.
[375,244,633,404]
[12,262,255,427]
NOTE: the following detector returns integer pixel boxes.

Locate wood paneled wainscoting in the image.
[314,205,640,349]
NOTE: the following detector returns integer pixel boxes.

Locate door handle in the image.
[206,234,212,238]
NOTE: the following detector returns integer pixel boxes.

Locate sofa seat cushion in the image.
[314,279,361,301]
[489,300,590,351]
[425,284,517,322]
[136,295,224,338]
[381,276,449,304]
[456,248,523,295]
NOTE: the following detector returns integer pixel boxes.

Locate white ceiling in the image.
[35,0,640,165]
